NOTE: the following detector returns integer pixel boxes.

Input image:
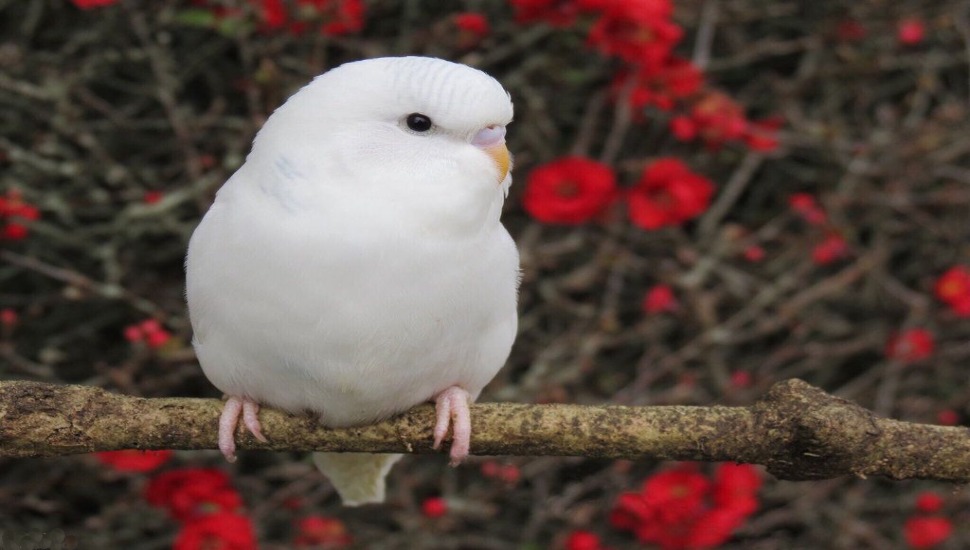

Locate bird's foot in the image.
[432,386,472,467]
[218,396,268,463]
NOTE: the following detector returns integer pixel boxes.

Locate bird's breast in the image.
[187,202,518,426]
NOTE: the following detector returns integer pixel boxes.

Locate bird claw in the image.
[218,396,266,463]
[433,386,472,467]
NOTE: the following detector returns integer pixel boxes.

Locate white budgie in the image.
[185,56,519,505]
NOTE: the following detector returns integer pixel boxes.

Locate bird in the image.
[185,56,519,506]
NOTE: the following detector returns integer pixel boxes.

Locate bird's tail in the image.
[312,452,402,506]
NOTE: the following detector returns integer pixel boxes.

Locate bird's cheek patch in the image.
[485,143,510,184]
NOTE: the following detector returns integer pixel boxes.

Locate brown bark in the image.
[1,379,967,482]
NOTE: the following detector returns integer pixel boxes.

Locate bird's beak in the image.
[472,126,510,184]
[485,143,511,184]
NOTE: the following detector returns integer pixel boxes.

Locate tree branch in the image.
[1,379,967,482]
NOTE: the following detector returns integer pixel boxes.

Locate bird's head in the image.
[247,57,514,235]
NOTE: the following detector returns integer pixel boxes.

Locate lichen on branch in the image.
[1,379,967,483]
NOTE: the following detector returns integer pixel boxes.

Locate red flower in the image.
[609,492,652,531]
[522,156,618,225]
[935,266,970,301]
[680,92,748,149]
[742,245,765,262]
[124,318,173,349]
[258,0,287,28]
[935,266,970,317]
[499,464,521,484]
[728,371,752,389]
[259,0,365,36]
[169,485,243,522]
[145,468,235,516]
[904,516,952,549]
[123,325,142,342]
[937,409,959,426]
[508,0,582,28]
[885,328,935,363]
[146,330,172,349]
[140,318,162,334]
[788,193,814,210]
[422,497,448,519]
[144,191,164,204]
[670,116,697,141]
[671,91,768,149]
[897,18,926,46]
[481,460,500,478]
[193,1,243,22]
[712,463,761,507]
[0,189,40,241]
[642,284,678,314]
[612,57,703,112]
[788,192,827,225]
[915,492,944,514]
[0,308,17,326]
[95,450,172,473]
[454,12,489,36]
[308,0,365,36]
[565,530,604,550]
[811,234,848,265]
[676,506,749,549]
[742,117,783,152]
[587,0,683,66]
[70,0,118,8]
[836,19,867,42]
[0,194,40,220]
[294,516,352,548]
[174,513,256,550]
[611,463,761,550]
[452,12,490,49]
[627,158,714,230]
[1,224,28,240]
[640,467,709,521]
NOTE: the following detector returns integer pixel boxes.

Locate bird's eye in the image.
[405,113,433,133]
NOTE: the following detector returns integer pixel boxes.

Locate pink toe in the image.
[448,395,472,466]
[432,387,473,465]
[242,401,267,443]
[433,396,451,449]
[218,397,243,462]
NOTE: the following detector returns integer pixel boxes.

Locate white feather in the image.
[185,57,519,503]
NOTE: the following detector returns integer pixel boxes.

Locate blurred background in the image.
[1,0,969,548]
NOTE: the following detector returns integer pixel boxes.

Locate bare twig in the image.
[692,0,720,70]
[697,151,764,238]
[955,2,970,108]
[0,251,160,316]
[2,380,969,483]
